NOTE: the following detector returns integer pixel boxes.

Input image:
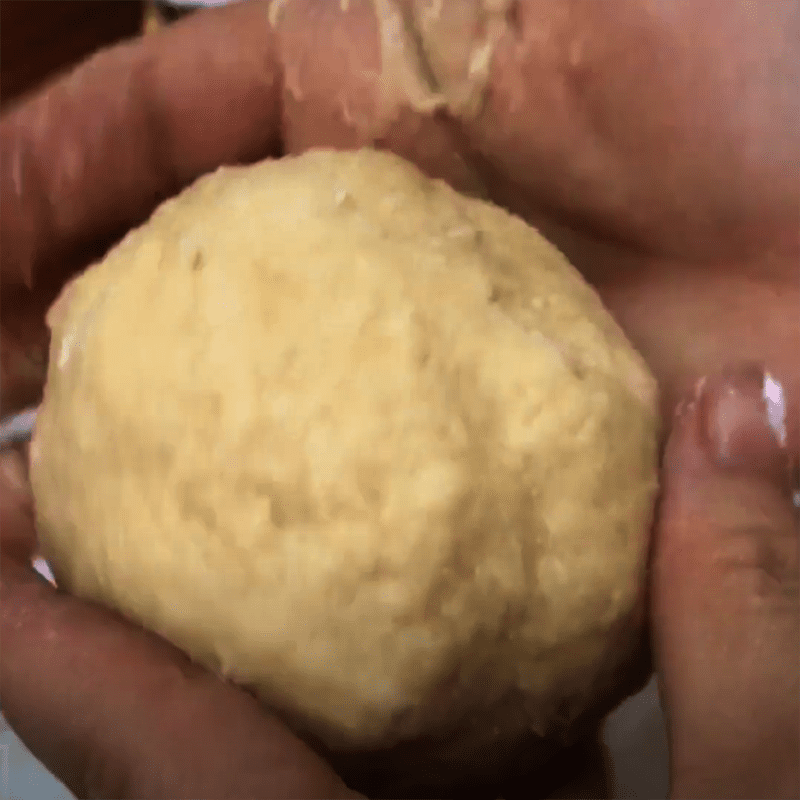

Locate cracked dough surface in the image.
[31,148,659,754]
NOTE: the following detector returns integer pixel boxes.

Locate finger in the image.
[651,365,799,799]
[1,287,51,413]
[0,0,283,288]
[0,580,361,800]
[0,449,36,561]
[0,477,359,799]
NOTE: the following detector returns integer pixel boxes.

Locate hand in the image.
[1,1,797,797]
[0,447,362,800]
[653,367,798,799]
[4,369,797,800]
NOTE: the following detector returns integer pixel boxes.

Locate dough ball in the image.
[31,148,659,776]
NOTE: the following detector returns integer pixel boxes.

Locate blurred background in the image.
[1,1,143,109]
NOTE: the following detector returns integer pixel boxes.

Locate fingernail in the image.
[701,364,787,473]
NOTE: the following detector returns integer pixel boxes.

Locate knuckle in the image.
[715,523,799,608]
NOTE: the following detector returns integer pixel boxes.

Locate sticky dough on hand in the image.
[372,0,513,117]
[269,0,511,118]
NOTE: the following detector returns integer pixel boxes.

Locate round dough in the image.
[31,149,659,765]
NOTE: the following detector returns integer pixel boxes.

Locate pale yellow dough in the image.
[31,149,659,754]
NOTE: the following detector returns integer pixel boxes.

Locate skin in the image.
[0,1,797,797]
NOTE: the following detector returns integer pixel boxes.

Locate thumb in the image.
[652,365,799,799]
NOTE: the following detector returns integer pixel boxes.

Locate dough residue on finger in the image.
[373,0,513,119]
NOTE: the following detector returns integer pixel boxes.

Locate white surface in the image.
[0,408,37,449]
[0,720,71,800]
[32,559,55,585]
[603,677,670,798]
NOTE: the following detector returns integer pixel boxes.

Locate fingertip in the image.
[654,363,798,608]
[664,364,794,491]
[653,372,799,800]
[662,375,707,473]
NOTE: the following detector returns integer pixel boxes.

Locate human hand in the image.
[0,446,363,800]
[3,367,797,799]
[652,366,798,799]
[1,1,798,797]
[3,0,798,422]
